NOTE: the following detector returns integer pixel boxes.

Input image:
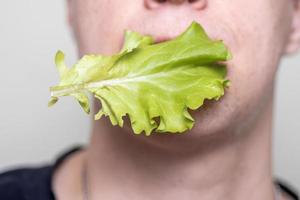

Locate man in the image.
[0,0,300,199]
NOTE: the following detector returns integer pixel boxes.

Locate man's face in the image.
[68,0,298,137]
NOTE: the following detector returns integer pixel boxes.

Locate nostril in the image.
[189,0,207,10]
[145,0,207,10]
[144,0,167,9]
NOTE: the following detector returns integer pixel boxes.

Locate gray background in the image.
[0,0,299,189]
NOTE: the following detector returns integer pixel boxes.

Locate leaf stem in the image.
[50,73,169,97]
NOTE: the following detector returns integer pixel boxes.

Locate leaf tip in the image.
[224,80,231,88]
[55,50,65,63]
[48,97,58,107]
[226,51,233,60]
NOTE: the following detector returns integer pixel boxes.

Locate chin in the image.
[131,77,255,154]
[188,95,238,137]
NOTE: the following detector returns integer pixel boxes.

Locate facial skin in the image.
[67,0,300,145]
[51,1,300,199]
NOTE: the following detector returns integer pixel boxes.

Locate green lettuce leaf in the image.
[49,21,231,136]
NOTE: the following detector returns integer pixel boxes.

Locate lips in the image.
[153,35,173,44]
[150,24,191,44]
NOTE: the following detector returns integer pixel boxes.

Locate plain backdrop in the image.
[0,0,299,190]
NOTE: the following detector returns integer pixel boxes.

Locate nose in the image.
[144,0,207,10]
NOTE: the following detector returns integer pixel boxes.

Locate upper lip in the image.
[153,34,178,44]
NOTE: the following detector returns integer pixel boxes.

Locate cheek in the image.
[192,0,293,134]
[221,1,292,94]
[226,26,278,121]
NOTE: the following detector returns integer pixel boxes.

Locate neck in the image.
[86,98,275,200]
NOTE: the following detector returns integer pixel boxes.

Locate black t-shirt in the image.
[0,146,298,200]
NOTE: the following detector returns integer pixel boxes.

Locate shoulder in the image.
[0,146,84,200]
[0,166,53,200]
[276,179,299,200]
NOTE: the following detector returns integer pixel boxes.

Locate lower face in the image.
[70,0,293,140]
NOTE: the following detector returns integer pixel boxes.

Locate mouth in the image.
[153,35,173,44]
